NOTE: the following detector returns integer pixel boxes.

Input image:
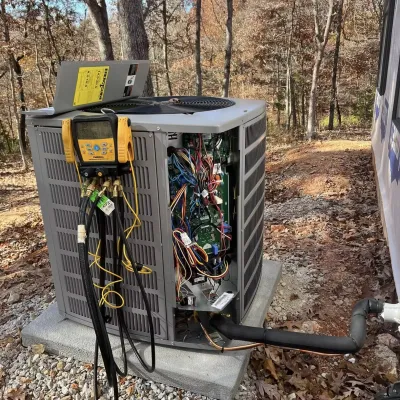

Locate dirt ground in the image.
[0,161,52,315]
[0,137,398,399]
[242,138,396,400]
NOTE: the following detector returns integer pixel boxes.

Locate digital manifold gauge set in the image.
[62,114,133,177]
[27,61,392,399]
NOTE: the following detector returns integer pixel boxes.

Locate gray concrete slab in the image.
[22,260,282,400]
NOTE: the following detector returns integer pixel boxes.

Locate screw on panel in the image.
[156,127,161,131]
[149,133,153,138]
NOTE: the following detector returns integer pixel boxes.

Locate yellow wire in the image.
[195,260,229,280]
[89,241,125,309]
[118,153,153,275]
[74,160,82,186]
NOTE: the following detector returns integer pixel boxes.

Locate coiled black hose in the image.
[210,299,384,354]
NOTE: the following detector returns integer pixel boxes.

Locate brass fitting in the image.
[80,179,91,197]
[118,182,124,197]
[86,178,98,196]
[99,179,112,196]
[112,179,120,198]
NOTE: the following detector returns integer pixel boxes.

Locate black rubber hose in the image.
[112,196,128,377]
[78,196,117,390]
[210,299,384,354]
[93,207,108,399]
[114,197,156,372]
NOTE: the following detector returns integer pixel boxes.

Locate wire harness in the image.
[169,134,232,303]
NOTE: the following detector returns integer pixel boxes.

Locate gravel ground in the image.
[1,293,254,399]
[1,293,217,400]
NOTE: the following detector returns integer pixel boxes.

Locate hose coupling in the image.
[80,179,91,197]
[99,179,112,196]
[112,179,120,198]
[86,178,98,196]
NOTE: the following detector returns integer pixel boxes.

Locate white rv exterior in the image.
[372,0,400,294]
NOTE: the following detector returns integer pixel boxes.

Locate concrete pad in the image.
[22,260,282,400]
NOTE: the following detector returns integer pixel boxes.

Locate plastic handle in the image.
[62,119,75,163]
[117,117,134,163]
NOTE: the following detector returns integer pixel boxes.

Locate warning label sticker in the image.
[73,66,109,106]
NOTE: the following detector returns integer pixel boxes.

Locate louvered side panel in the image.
[32,126,167,339]
[240,114,266,317]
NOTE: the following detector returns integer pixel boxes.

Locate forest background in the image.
[0,0,384,168]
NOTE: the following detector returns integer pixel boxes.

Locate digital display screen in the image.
[75,121,113,140]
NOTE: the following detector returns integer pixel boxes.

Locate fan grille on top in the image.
[84,96,235,115]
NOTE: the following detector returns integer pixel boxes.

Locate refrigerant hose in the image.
[77,196,118,397]
[78,185,156,400]
[210,298,384,354]
[93,204,128,399]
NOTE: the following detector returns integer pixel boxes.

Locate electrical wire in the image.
[88,241,125,309]
[199,322,261,351]
[74,160,82,186]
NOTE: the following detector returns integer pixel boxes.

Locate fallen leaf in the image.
[256,380,280,399]
[5,388,26,400]
[31,343,45,354]
[126,385,135,396]
[264,358,279,381]
[289,373,308,390]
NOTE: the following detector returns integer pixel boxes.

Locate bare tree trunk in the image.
[307,0,334,140]
[336,97,342,126]
[41,0,62,65]
[118,0,154,96]
[13,59,28,168]
[285,70,291,130]
[79,9,88,61]
[35,39,50,107]
[1,0,28,169]
[195,0,202,96]
[162,0,173,96]
[8,61,27,169]
[8,69,18,133]
[291,76,297,129]
[276,58,281,126]
[84,0,114,60]
[301,82,306,128]
[6,81,14,136]
[152,45,160,96]
[222,0,233,97]
[328,0,344,130]
[47,63,55,100]
[285,0,295,130]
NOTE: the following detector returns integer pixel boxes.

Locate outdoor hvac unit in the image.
[27,64,266,349]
